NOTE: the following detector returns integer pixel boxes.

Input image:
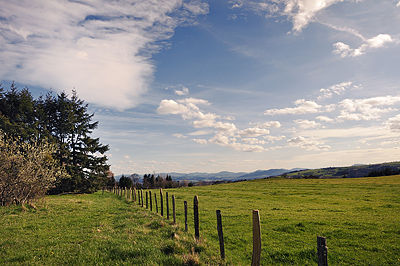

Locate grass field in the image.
[0,192,214,265]
[158,175,400,265]
[1,175,400,265]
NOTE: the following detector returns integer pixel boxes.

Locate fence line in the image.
[108,187,376,265]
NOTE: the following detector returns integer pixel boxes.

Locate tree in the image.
[0,130,68,206]
[0,84,110,194]
[118,175,132,188]
[38,90,110,193]
[0,83,39,141]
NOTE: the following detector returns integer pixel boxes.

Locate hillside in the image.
[285,161,400,179]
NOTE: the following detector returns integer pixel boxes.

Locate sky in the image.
[1,0,400,175]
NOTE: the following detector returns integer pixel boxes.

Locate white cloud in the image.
[0,0,208,109]
[157,100,190,115]
[209,134,231,146]
[316,116,336,123]
[237,127,270,138]
[318,81,353,101]
[287,136,330,151]
[264,99,322,115]
[188,130,214,136]
[174,86,189,96]
[294,119,321,129]
[263,135,286,142]
[242,138,268,145]
[386,114,400,132]
[173,133,187,138]
[283,0,344,33]
[333,34,396,58]
[192,138,208,144]
[229,142,266,152]
[251,121,282,128]
[337,95,400,121]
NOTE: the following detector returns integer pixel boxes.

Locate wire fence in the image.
[107,186,383,265]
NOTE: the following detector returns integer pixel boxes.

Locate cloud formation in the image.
[287,136,330,151]
[158,97,280,152]
[264,99,322,115]
[337,96,400,121]
[0,0,208,109]
[333,34,396,58]
[283,0,343,33]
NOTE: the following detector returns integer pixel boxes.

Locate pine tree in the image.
[0,84,110,194]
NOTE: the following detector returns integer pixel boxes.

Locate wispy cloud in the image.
[282,0,345,33]
[287,136,330,151]
[333,34,396,58]
[174,86,190,96]
[318,81,353,101]
[264,99,322,115]
[0,0,208,109]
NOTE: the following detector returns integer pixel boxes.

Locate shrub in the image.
[0,131,68,206]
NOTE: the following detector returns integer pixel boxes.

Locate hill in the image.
[285,161,400,179]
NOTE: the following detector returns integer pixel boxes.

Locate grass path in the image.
[0,191,216,266]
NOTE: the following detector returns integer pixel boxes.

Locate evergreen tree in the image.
[0,84,109,194]
[40,91,109,193]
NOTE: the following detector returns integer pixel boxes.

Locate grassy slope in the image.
[0,192,216,266]
[162,175,400,265]
[286,161,400,178]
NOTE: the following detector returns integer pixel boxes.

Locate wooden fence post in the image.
[149,191,152,211]
[155,193,158,213]
[137,189,140,205]
[216,210,225,260]
[166,192,170,220]
[141,189,144,207]
[251,210,261,266]
[194,195,199,240]
[172,195,176,224]
[146,191,148,209]
[160,188,164,216]
[184,200,188,232]
[133,187,136,202]
[317,236,328,266]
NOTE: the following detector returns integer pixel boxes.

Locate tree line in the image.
[117,174,184,189]
[0,83,110,205]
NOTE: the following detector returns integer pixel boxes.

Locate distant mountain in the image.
[158,168,305,182]
[165,171,247,181]
[114,162,400,183]
[238,169,297,179]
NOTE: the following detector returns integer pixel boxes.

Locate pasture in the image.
[162,175,400,265]
[1,175,399,265]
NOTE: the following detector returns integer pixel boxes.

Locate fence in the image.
[108,186,372,265]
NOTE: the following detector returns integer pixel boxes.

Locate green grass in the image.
[2,176,400,265]
[154,175,400,265]
[0,192,218,265]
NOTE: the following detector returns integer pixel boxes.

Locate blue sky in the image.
[1,0,400,175]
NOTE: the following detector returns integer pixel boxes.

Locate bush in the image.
[0,131,68,206]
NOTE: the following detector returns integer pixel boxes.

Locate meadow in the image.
[161,175,400,265]
[1,175,399,265]
[0,192,209,265]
